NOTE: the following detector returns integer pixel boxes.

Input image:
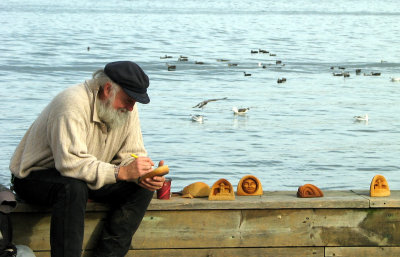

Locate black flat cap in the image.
[104,61,150,104]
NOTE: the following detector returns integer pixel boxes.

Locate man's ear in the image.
[102,82,113,98]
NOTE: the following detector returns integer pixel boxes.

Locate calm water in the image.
[1,0,399,192]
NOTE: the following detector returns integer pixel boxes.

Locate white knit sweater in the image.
[10,79,147,189]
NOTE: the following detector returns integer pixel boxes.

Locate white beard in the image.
[96,95,130,130]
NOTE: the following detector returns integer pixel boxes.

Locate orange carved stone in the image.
[370,174,390,197]
[181,182,211,198]
[208,178,235,201]
[237,175,263,196]
[297,184,324,198]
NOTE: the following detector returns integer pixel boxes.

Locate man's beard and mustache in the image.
[96,92,130,130]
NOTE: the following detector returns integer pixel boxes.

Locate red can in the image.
[157,178,172,200]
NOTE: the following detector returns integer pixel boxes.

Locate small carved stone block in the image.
[370,174,390,197]
[208,179,235,201]
[237,175,263,196]
[181,182,211,198]
[297,184,324,198]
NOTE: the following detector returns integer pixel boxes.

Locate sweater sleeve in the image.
[47,111,115,190]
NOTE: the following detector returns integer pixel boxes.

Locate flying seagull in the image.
[193,97,228,108]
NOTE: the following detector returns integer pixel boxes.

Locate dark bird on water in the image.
[277,78,286,83]
[166,63,176,71]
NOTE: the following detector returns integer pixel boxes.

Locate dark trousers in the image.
[12,169,154,257]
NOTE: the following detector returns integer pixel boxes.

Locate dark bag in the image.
[0,213,16,257]
[0,185,17,257]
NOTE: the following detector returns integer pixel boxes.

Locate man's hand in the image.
[117,156,155,181]
[117,159,166,191]
[139,160,166,191]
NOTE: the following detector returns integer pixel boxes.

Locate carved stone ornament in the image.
[181,182,211,198]
[208,178,235,201]
[297,184,324,198]
[370,174,390,197]
[237,175,263,196]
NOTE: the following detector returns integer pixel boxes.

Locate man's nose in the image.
[126,102,135,111]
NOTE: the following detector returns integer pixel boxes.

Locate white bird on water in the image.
[390,77,400,82]
[354,114,368,121]
[191,114,204,123]
[232,107,250,115]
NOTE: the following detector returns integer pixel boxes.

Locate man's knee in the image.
[128,186,154,208]
[56,178,88,204]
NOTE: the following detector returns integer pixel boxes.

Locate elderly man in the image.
[10,61,165,257]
